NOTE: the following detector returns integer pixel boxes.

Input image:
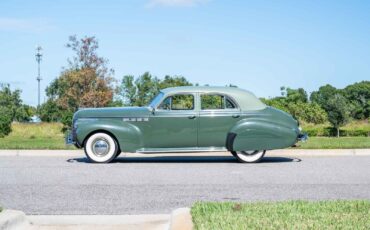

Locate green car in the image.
[66,86,307,163]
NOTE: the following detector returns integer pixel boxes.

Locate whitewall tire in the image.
[84,133,118,163]
[232,150,266,163]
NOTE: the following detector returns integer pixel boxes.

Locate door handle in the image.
[232,114,240,118]
[188,115,196,119]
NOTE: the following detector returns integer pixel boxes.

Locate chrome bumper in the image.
[297,133,308,142]
[65,131,75,145]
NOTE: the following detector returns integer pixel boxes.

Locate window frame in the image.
[156,93,195,111]
[200,93,240,111]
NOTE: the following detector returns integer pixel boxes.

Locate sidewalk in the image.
[0,149,369,157]
[27,214,170,230]
[0,208,193,230]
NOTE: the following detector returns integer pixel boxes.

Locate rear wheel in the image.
[84,133,119,163]
[231,150,266,163]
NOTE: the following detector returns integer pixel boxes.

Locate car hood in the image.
[73,107,151,119]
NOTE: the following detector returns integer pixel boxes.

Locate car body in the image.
[67,86,307,163]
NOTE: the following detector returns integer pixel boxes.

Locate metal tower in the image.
[35,46,42,109]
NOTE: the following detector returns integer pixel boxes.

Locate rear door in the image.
[198,93,242,147]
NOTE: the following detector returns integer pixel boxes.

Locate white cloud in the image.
[0,18,54,33]
[146,0,210,8]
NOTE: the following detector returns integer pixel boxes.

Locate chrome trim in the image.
[92,139,110,156]
[298,133,308,142]
[65,131,75,145]
[155,92,196,111]
[136,147,227,153]
[199,92,241,111]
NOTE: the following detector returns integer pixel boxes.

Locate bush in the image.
[0,107,12,137]
[302,120,370,137]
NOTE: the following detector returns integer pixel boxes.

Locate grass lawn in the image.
[297,137,370,149]
[0,123,369,150]
[0,123,75,150]
[192,200,370,230]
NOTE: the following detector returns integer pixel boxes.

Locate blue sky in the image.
[0,0,369,106]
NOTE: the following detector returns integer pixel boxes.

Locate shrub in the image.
[302,120,370,137]
[0,107,12,137]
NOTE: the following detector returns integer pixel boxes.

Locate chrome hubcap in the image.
[92,139,110,157]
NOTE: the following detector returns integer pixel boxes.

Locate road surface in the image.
[0,152,369,214]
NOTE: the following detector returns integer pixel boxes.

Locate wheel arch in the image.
[83,129,121,152]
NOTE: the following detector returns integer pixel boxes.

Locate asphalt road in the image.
[0,153,369,215]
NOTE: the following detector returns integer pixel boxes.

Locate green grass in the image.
[192,200,370,230]
[0,123,75,150]
[0,123,369,150]
[297,137,370,149]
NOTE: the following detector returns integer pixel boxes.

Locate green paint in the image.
[71,86,302,152]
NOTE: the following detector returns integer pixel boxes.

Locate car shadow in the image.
[66,156,301,164]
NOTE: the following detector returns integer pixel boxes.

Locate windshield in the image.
[148,92,164,108]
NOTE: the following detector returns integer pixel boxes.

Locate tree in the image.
[0,84,34,137]
[159,75,192,89]
[66,35,113,78]
[44,35,114,127]
[119,73,193,106]
[343,81,370,119]
[0,107,12,137]
[310,84,339,111]
[49,68,113,111]
[285,88,308,103]
[39,99,63,122]
[0,84,22,120]
[326,94,351,137]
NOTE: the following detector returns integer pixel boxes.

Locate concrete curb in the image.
[0,210,29,230]
[168,208,193,230]
[0,149,369,157]
[27,214,170,226]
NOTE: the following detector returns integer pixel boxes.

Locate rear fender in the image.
[228,118,298,151]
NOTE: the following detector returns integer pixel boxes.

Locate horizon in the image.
[1,0,370,106]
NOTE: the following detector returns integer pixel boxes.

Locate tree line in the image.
[0,35,369,137]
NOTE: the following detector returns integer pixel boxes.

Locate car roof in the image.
[160,86,266,111]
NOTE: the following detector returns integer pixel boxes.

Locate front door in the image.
[145,93,198,149]
[198,93,242,147]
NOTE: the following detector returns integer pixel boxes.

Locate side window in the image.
[158,94,194,110]
[226,98,236,109]
[201,94,237,110]
[201,94,224,110]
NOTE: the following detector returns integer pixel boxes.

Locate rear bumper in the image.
[65,131,75,145]
[65,131,82,148]
[297,133,308,142]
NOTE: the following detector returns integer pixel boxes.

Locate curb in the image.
[0,210,29,230]
[0,149,369,157]
[169,207,193,230]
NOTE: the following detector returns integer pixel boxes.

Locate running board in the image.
[136,147,228,153]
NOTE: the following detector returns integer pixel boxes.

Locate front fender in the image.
[228,118,298,151]
[75,118,142,152]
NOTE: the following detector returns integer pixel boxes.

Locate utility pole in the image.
[35,46,43,109]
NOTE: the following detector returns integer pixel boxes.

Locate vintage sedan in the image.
[66,86,307,163]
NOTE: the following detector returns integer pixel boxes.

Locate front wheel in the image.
[84,133,119,163]
[231,150,266,163]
